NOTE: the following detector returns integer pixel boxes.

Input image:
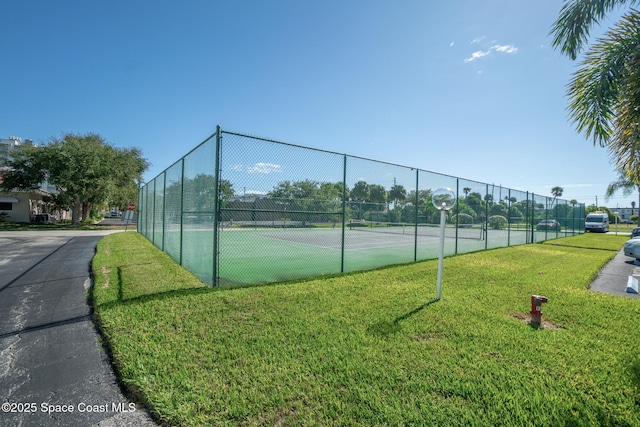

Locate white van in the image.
[585,212,609,232]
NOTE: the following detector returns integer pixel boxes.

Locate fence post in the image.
[507,188,511,247]
[138,186,143,235]
[455,178,459,255]
[485,183,489,250]
[414,170,419,261]
[179,158,185,266]
[212,125,222,286]
[162,172,167,251]
[151,179,156,246]
[341,155,347,273]
[530,193,535,244]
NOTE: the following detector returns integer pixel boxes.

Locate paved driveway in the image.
[590,248,640,299]
[0,230,156,426]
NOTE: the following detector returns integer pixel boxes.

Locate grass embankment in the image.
[92,232,640,426]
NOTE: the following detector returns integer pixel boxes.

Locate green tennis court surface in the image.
[171,225,566,286]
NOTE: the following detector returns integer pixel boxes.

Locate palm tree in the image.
[550,186,564,208]
[551,186,564,198]
[605,171,640,225]
[551,2,640,182]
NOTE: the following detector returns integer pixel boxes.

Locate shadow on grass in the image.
[89,262,212,312]
[367,299,439,337]
[98,285,214,311]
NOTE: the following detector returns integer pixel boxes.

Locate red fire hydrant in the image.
[530,295,548,326]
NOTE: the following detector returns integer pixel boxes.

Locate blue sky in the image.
[1,1,634,208]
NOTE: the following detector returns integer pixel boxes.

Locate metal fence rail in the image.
[138,127,586,286]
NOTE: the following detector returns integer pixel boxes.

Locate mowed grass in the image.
[92,232,640,426]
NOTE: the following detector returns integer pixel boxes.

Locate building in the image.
[0,135,33,165]
[607,207,636,223]
[0,136,60,223]
[0,187,52,223]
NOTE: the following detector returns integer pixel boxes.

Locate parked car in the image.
[585,212,610,232]
[32,214,56,224]
[632,227,640,238]
[624,236,640,260]
[536,219,561,231]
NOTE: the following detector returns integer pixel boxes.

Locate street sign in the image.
[123,209,134,231]
[127,203,135,211]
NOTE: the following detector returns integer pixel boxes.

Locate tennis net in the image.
[348,220,484,238]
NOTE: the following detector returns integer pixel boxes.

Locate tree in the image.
[1,132,148,224]
[407,189,432,205]
[550,186,564,209]
[466,192,484,213]
[551,186,564,198]
[182,174,235,211]
[108,147,147,210]
[489,203,508,217]
[350,181,370,202]
[268,181,295,199]
[218,179,235,203]
[0,144,47,189]
[364,184,387,221]
[268,180,347,202]
[551,2,640,182]
[291,180,320,199]
[319,182,347,201]
[388,184,407,208]
[369,185,387,204]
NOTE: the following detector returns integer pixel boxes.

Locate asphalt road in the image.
[0,230,157,427]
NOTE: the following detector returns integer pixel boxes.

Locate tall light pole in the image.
[432,188,457,300]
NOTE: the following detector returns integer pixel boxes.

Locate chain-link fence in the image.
[138,127,586,286]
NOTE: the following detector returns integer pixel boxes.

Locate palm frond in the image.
[551,0,639,59]
[605,170,636,199]
[567,10,640,148]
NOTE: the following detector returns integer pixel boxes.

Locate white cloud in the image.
[464,50,491,63]
[464,43,518,63]
[471,36,486,45]
[493,44,518,54]
[246,162,283,174]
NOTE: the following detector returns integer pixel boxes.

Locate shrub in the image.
[453,213,474,228]
[488,215,508,230]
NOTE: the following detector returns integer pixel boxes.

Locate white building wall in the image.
[0,136,33,166]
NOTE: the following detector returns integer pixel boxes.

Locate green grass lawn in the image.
[92,232,640,426]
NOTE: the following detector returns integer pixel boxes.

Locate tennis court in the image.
[170,223,564,286]
[139,127,586,287]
